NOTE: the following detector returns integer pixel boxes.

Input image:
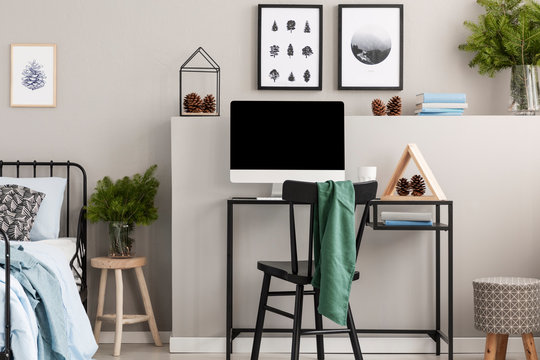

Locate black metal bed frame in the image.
[0,161,87,360]
[1,229,11,360]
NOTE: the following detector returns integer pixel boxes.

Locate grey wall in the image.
[1,0,516,337]
[0,1,179,332]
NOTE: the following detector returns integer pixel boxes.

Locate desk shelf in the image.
[368,198,452,232]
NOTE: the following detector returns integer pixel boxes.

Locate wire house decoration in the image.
[179,47,220,116]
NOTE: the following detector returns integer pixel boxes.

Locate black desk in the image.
[226,198,453,360]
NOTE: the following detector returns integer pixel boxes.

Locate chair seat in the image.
[257,260,360,285]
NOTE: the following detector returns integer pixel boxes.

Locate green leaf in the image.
[86,165,159,226]
[459,0,540,76]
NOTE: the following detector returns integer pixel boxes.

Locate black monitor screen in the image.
[230,101,344,170]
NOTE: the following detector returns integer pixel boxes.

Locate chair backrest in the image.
[281,180,378,276]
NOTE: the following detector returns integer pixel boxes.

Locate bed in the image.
[0,161,97,360]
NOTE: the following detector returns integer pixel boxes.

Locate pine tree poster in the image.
[258,5,321,90]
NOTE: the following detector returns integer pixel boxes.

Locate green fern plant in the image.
[459,0,540,77]
[86,165,159,226]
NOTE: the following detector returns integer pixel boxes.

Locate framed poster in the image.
[11,44,56,107]
[258,4,322,90]
[338,5,403,90]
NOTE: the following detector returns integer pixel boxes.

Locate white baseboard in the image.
[98,331,170,344]
[169,336,540,354]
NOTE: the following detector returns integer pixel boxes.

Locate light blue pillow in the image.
[0,177,67,240]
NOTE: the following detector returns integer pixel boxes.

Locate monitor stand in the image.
[256,183,283,200]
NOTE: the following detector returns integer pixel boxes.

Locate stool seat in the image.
[473,277,540,334]
[473,276,540,360]
[91,256,146,269]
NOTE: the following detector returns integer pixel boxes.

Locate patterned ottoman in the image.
[473,277,540,360]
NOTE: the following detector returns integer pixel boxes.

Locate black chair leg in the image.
[291,284,304,360]
[313,288,324,360]
[251,274,272,360]
[346,303,363,360]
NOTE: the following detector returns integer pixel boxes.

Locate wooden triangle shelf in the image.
[381,143,446,201]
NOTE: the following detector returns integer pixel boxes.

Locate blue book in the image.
[384,220,433,226]
[416,93,466,103]
[415,108,464,113]
[416,111,464,116]
[416,102,468,109]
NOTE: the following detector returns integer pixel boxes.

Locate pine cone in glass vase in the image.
[395,177,410,196]
[386,96,402,116]
[202,94,216,113]
[410,174,426,196]
[371,98,386,116]
[183,92,203,113]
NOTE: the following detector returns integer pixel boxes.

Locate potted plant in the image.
[459,0,540,114]
[86,165,159,258]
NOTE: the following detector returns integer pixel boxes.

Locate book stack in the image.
[380,211,433,226]
[415,93,468,116]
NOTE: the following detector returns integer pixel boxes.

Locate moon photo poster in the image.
[338,5,403,90]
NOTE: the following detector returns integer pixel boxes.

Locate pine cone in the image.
[371,99,386,116]
[202,94,216,113]
[395,177,410,196]
[183,92,203,113]
[386,96,402,116]
[410,174,426,196]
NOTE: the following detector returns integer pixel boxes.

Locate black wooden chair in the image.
[250,180,378,360]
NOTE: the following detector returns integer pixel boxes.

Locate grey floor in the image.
[93,344,528,360]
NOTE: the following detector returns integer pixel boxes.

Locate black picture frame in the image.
[258,4,323,90]
[338,4,403,90]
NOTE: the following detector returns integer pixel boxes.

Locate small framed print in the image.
[11,44,57,107]
[338,5,403,90]
[258,4,322,90]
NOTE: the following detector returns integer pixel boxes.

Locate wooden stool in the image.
[473,277,540,360]
[91,256,162,356]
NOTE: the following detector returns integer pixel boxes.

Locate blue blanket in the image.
[0,267,38,359]
[0,244,68,360]
[0,241,97,359]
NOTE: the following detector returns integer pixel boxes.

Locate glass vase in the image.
[108,221,135,258]
[509,65,540,115]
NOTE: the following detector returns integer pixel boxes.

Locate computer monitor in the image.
[230,100,345,196]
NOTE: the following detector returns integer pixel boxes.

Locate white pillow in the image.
[0,177,67,240]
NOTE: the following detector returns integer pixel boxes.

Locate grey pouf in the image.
[473,277,540,360]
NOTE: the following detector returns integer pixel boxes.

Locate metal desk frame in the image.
[226,198,453,360]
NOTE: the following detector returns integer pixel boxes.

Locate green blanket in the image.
[311,180,356,326]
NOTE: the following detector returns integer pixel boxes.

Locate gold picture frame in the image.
[10,43,56,107]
